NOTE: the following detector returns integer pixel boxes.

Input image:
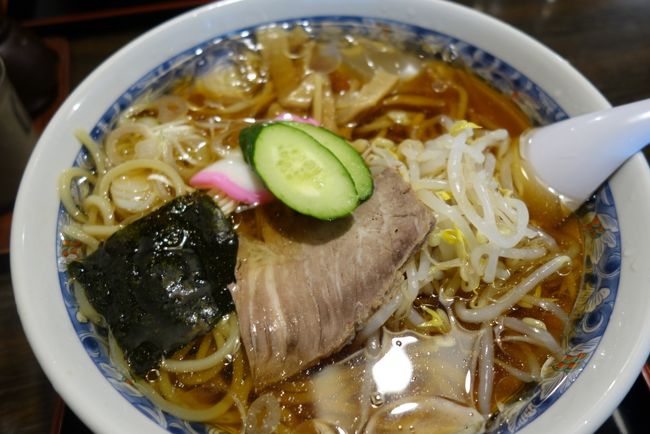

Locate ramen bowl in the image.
[11,0,650,433]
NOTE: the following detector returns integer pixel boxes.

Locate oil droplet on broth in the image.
[371,391,385,407]
[145,368,160,382]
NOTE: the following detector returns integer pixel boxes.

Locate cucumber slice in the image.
[239,123,359,220]
[281,121,374,200]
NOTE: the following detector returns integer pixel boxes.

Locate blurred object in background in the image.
[0,13,58,116]
[4,0,210,27]
[0,56,37,210]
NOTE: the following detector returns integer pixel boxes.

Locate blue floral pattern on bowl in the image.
[55,17,620,434]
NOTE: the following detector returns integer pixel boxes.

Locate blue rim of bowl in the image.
[54,16,621,434]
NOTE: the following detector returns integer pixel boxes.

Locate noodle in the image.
[61,224,99,252]
[137,380,238,423]
[75,130,107,175]
[82,195,115,225]
[162,316,240,373]
[95,159,187,198]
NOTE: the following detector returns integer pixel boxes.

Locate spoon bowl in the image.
[519,98,650,211]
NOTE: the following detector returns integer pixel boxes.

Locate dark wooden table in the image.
[1,1,649,433]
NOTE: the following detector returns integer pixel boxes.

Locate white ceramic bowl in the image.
[11,0,650,433]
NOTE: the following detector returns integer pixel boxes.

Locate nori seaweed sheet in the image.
[68,192,237,376]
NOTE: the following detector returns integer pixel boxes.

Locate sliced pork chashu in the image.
[230,169,436,387]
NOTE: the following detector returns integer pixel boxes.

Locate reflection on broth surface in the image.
[60,21,584,434]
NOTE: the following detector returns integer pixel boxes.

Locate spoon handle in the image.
[520,98,650,210]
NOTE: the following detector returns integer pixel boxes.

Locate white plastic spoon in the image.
[518,98,650,212]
